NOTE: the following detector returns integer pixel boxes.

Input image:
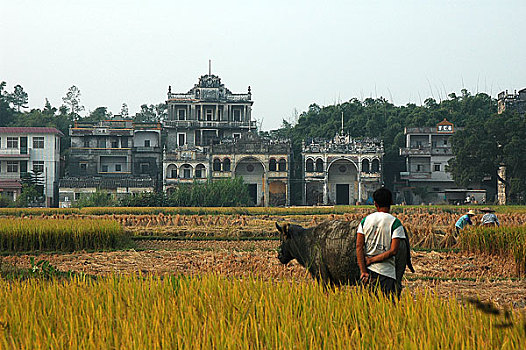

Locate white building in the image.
[0,127,62,206]
[399,119,486,204]
[302,133,384,205]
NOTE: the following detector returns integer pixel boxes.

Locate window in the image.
[269,158,277,171]
[115,164,122,172]
[178,133,186,147]
[206,109,213,121]
[223,158,231,172]
[195,164,205,178]
[315,159,324,172]
[178,109,186,121]
[362,159,370,173]
[306,159,314,172]
[141,163,149,173]
[84,140,90,148]
[170,167,177,178]
[416,164,422,172]
[80,163,88,173]
[433,187,440,192]
[434,164,441,172]
[97,138,106,148]
[101,165,108,172]
[33,137,44,149]
[213,158,222,171]
[121,138,128,148]
[74,193,82,201]
[233,109,241,122]
[196,109,201,120]
[233,133,241,139]
[7,161,18,173]
[182,165,191,179]
[111,141,118,148]
[371,159,380,172]
[33,161,44,173]
[144,139,151,147]
[278,159,286,171]
[7,137,18,149]
[443,138,448,145]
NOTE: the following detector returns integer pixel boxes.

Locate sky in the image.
[1,0,525,130]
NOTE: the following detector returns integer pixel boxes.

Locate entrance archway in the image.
[234,157,265,206]
[328,159,358,205]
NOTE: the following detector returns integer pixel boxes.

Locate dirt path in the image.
[3,240,524,310]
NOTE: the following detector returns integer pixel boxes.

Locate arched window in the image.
[306,159,314,172]
[371,159,380,173]
[195,164,206,178]
[269,158,277,171]
[223,158,231,172]
[315,159,324,172]
[213,158,222,172]
[167,164,177,178]
[181,164,192,179]
[362,159,370,173]
[278,159,286,172]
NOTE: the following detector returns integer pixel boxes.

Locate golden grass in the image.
[0,218,127,252]
[460,226,526,276]
[0,274,523,349]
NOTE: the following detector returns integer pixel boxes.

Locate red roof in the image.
[0,180,22,189]
[0,127,64,136]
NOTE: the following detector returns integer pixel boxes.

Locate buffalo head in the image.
[276,222,295,264]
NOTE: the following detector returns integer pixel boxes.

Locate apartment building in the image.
[59,120,161,206]
[0,127,62,206]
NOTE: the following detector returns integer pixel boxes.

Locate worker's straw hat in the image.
[480,207,495,213]
[466,210,476,216]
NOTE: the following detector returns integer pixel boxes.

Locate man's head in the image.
[373,187,392,209]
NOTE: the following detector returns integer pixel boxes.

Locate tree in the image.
[134,103,166,122]
[0,81,15,126]
[84,106,112,122]
[10,85,28,112]
[120,103,129,118]
[62,85,84,119]
[448,110,526,203]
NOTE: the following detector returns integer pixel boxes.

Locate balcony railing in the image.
[400,147,452,156]
[163,120,256,129]
[0,148,31,158]
[400,171,432,180]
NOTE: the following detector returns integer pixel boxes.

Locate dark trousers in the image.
[367,269,400,300]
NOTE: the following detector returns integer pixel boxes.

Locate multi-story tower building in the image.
[162,71,292,206]
[497,88,526,115]
[399,119,486,204]
[0,127,62,206]
[302,133,383,205]
[165,73,254,150]
[59,120,161,206]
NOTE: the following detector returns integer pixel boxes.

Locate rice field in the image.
[0,274,523,349]
[0,218,129,253]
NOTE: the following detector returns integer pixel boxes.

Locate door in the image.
[20,137,28,154]
[336,184,349,205]
[247,184,258,205]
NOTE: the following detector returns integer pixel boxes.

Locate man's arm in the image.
[356,232,369,283]
[365,238,401,265]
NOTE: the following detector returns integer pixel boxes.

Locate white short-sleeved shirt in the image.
[357,212,406,280]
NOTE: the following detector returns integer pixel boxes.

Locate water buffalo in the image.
[276,220,414,287]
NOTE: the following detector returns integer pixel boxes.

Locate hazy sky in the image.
[1,0,525,130]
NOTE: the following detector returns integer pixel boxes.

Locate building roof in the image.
[0,127,64,136]
[0,180,22,189]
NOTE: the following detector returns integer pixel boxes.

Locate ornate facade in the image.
[163,73,291,206]
[302,134,383,205]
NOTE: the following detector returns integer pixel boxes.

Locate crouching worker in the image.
[455,210,476,235]
[356,187,406,300]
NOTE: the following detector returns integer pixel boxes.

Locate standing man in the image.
[356,187,406,299]
[455,210,476,235]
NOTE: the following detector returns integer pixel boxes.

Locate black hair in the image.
[373,187,392,208]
